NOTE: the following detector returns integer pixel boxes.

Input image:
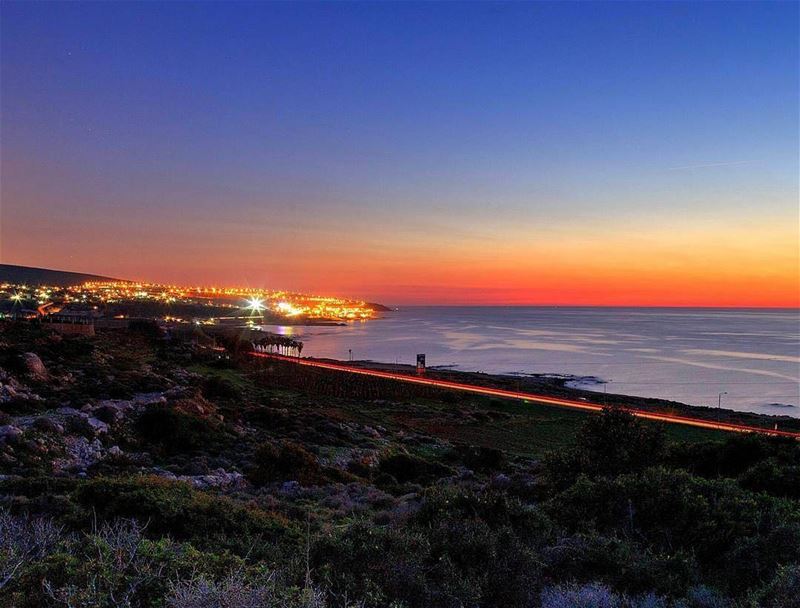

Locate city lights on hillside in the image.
[276,301,302,316]
[1,281,378,322]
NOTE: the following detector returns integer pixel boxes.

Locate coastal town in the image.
[0,277,382,333]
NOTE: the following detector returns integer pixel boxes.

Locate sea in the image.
[261,307,800,417]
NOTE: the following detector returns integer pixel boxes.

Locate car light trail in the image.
[249,352,800,439]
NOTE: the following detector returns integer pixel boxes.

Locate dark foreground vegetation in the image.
[1,320,799,607]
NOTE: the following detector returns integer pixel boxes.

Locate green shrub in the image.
[449,444,505,472]
[202,375,242,400]
[746,564,800,608]
[248,441,323,486]
[378,452,453,484]
[70,476,294,557]
[739,459,800,499]
[543,409,666,487]
[136,405,230,454]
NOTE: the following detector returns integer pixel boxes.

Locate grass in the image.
[186,363,251,390]
[190,356,728,460]
[294,390,726,460]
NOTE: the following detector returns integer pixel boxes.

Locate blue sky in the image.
[1,1,797,304]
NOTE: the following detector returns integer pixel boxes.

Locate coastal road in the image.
[248,352,800,439]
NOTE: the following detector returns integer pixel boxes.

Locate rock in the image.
[154,468,178,480]
[279,480,301,496]
[0,374,43,404]
[93,404,124,424]
[86,418,109,435]
[108,445,123,457]
[57,406,82,417]
[33,417,65,434]
[55,437,106,473]
[0,425,23,443]
[490,473,511,489]
[63,412,108,436]
[21,353,48,380]
[363,425,382,439]
[183,469,245,490]
[134,393,167,406]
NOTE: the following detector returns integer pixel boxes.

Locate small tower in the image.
[416,353,426,376]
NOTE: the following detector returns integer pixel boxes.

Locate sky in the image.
[1,1,798,306]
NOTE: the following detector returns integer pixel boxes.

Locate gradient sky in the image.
[1,1,798,306]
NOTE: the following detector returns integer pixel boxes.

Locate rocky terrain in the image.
[1,320,799,608]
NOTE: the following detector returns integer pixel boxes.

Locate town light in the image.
[245,297,265,314]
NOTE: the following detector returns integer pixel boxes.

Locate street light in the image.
[245,297,265,315]
[603,379,612,406]
[718,391,728,426]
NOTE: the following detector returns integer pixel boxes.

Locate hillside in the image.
[0,264,124,286]
[0,320,799,607]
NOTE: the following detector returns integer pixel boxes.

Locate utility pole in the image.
[718,391,727,426]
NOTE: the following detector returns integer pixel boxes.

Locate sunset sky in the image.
[1,2,798,306]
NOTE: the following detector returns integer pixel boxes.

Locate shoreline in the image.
[302,356,800,433]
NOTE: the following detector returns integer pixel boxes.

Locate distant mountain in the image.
[0,264,125,286]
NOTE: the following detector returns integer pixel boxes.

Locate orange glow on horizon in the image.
[2,210,797,308]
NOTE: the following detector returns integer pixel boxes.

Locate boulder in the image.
[63,412,108,436]
[33,417,65,434]
[1,385,17,399]
[21,353,48,380]
[0,425,23,443]
[133,393,167,406]
[93,404,125,424]
[86,417,109,435]
[184,469,246,490]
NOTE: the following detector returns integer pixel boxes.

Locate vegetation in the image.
[1,320,799,607]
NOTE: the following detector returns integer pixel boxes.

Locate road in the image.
[248,352,800,439]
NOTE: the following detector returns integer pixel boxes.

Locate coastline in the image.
[270,306,799,417]
[298,356,800,434]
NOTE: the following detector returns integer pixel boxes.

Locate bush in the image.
[70,476,293,557]
[668,434,800,479]
[541,583,623,608]
[546,467,800,594]
[378,452,453,484]
[738,459,800,499]
[0,508,63,594]
[544,409,666,487]
[136,404,229,454]
[167,571,328,608]
[450,444,505,472]
[202,375,242,400]
[248,441,325,486]
[745,564,800,608]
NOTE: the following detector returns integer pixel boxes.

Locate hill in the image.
[1,321,799,607]
[0,264,124,286]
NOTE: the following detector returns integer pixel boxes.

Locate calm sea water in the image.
[262,307,800,417]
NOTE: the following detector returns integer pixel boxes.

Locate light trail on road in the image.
[248,352,800,439]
